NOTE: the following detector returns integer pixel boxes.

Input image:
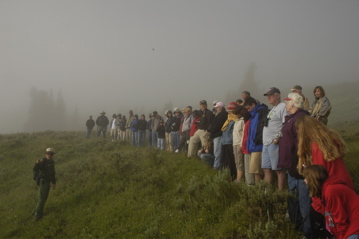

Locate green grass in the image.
[0,124,358,238]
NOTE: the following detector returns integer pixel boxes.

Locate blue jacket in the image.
[220,121,235,145]
[131,119,139,132]
[247,103,268,153]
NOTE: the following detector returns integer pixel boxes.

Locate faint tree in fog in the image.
[24,88,67,132]
[239,62,261,99]
[54,90,66,130]
[69,106,81,130]
[24,88,55,132]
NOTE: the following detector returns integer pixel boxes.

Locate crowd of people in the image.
[79,85,359,238]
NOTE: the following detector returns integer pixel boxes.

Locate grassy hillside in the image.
[0,125,358,238]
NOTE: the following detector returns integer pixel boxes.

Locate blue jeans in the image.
[157,138,164,150]
[132,131,138,146]
[147,130,152,147]
[152,131,158,148]
[198,152,215,167]
[348,234,359,239]
[288,173,312,237]
[213,137,223,170]
[171,131,180,151]
[138,130,146,147]
[86,128,93,138]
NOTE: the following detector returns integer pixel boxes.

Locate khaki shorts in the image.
[249,152,263,175]
[233,145,244,171]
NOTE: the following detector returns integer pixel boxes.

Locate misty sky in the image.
[1,0,359,133]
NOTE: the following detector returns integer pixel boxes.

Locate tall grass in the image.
[0,124,358,238]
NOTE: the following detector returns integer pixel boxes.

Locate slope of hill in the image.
[0,127,358,238]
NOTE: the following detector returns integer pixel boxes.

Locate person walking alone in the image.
[32,148,57,221]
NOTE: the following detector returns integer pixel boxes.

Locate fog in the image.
[1,0,359,133]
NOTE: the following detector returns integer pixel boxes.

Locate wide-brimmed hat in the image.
[112,114,117,117]
[100,111,106,114]
[214,102,225,108]
[45,148,55,154]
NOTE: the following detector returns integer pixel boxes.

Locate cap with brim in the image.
[264,87,281,96]
[291,85,302,92]
[45,148,55,154]
[214,102,225,108]
[200,100,207,105]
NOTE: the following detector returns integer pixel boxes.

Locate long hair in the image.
[313,86,325,97]
[302,165,328,198]
[296,115,347,174]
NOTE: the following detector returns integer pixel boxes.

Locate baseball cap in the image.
[214,102,225,108]
[291,85,302,92]
[264,87,281,96]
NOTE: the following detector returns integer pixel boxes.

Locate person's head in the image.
[153,111,158,117]
[159,120,164,125]
[193,110,200,118]
[296,115,347,174]
[199,100,207,111]
[100,111,106,115]
[291,85,303,94]
[45,147,55,159]
[173,107,181,116]
[214,102,225,113]
[232,106,251,122]
[243,97,257,112]
[149,113,152,119]
[284,92,303,114]
[166,110,173,117]
[117,114,122,119]
[227,102,237,114]
[141,114,145,120]
[134,114,138,119]
[89,115,92,119]
[122,115,126,120]
[112,114,117,118]
[242,91,250,100]
[213,100,218,108]
[302,165,328,198]
[314,86,325,98]
[129,110,133,116]
[236,99,243,106]
[264,87,281,106]
[183,107,192,116]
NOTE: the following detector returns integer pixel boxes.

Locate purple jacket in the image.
[278,108,309,178]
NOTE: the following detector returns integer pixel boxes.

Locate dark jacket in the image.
[96,115,109,126]
[157,125,165,138]
[165,116,174,133]
[171,116,182,132]
[147,119,153,132]
[86,119,95,129]
[278,108,309,178]
[33,158,56,184]
[119,119,127,131]
[210,110,228,139]
[198,108,214,131]
[137,119,147,131]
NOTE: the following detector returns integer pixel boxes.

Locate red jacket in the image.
[190,118,200,137]
[312,177,359,239]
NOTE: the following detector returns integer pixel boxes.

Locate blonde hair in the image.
[296,115,347,174]
[302,165,328,198]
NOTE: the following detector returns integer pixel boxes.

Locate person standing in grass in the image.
[232,106,251,183]
[96,111,109,138]
[85,115,95,138]
[157,120,165,150]
[32,148,56,221]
